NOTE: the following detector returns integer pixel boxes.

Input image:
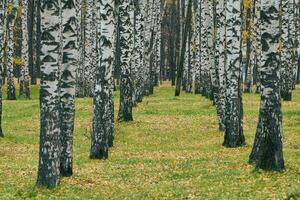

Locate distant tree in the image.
[242,0,252,93]
[90,0,115,159]
[194,0,201,94]
[281,0,294,101]
[76,0,96,97]
[223,0,245,147]
[35,0,41,79]
[133,0,145,104]
[118,0,134,121]
[76,0,86,97]
[13,1,22,80]
[59,0,78,177]
[208,0,218,103]
[249,0,285,171]
[215,0,226,131]
[175,0,192,96]
[199,0,212,99]
[250,0,262,94]
[28,0,37,85]
[0,0,4,137]
[36,0,61,187]
[143,0,154,96]
[20,0,30,98]
[7,0,16,100]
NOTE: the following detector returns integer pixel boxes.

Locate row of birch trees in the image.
[0,0,40,101]
[170,0,299,172]
[35,0,164,187]
[0,0,299,187]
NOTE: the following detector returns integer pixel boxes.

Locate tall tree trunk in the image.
[134,0,145,104]
[28,0,37,85]
[249,0,284,171]
[76,0,86,97]
[0,0,4,137]
[215,0,226,131]
[175,0,192,96]
[83,0,96,97]
[243,0,253,93]
[253,0,262,93]
[59,0,78,177]
[36,0,61,187]
[13,1,22,82]
[154,0,161,86]
[20,0,30,98]
[7,0,16,100]
[250,0,261,94]
[281,0,294,101]
[200,0,211,98]
[118,0,134,121]
[35,0,41,79]
[209,0,218,103]
[297,0,300,84]
[223,0,245,147]
[194,0,201,94]
[90,0,115,159]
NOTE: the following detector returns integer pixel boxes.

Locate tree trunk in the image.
[175,0,192,96]
[76,0,86,97]
[223,0,245,147]
[200,0,211,98]
[59,0,78,177]
[35,0,41,79]
[215,0,226,131]
[90,0,115,159]
[194,0,201,94]
[249,0,284,171]
[280,0,294,101]
[118,0,134,121]
[6,0,16,100]
[134,0,145,104]
[20,0,30,99]
[0,0,4,137]
[28,0,37,85]
[36,0,61,188]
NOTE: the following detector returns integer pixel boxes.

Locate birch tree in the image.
[36,0,61,187]
[250,0,262,94]
[199,0,212,99]
[0,0,4,138]
[215,0,226,131]
[281,0,294,101]
[20,0,30,98]
[194,0,201,94]
[249,0,285,171]
[7,0,16,100]
[28,0,37,85]
[133,0,145,104]
[175,0,192,96]
[223,0,245,147]
[59,0,78,177]
[90,0,115,159]
[118,0,134,121]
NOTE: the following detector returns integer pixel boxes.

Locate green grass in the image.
[0,83,300,199]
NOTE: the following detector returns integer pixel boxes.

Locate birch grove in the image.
[0,0,299,188]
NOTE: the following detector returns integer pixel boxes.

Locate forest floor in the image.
[0,83,300,199]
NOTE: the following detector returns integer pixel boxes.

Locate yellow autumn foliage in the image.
[7,3,13,15]
[243,0,252,10]
[13,57,24,66]
[17,6,22,17]
[242,31,250,42]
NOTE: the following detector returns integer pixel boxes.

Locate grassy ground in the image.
[0,83,300,199]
